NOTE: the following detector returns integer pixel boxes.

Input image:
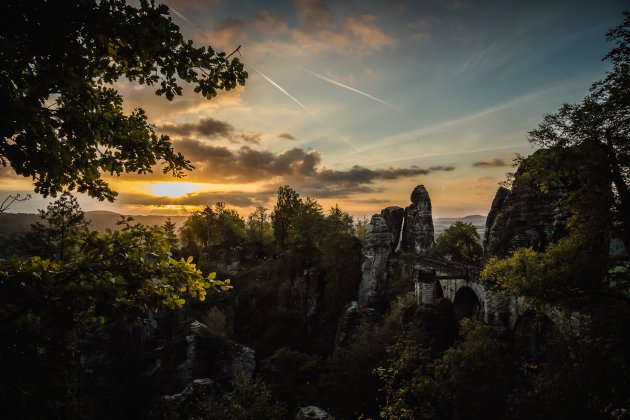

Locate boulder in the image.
[295,406,335,420]
[174,320,256,391]
[401,185,435,256]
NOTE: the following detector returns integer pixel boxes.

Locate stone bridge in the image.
[357,184,589,359]
[412,256,590,358]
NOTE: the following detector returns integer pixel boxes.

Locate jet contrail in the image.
[251,65,361,151]
[167,5,209,38]
[303,68,420,129]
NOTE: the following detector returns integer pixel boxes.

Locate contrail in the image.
[167,5,209,38]
[303,68,420,129]
[251,65,361,151]
[161,3,361,152]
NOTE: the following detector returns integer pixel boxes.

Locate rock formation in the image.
[174,320,256,390]
[335,301,378,347]
[402,185,435,256]
[483,157,569,259]
[357,188,433,308]
[357,215,396,307]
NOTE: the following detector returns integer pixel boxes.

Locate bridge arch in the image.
[453,286,480,321]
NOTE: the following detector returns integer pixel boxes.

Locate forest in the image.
[1,1,630,419]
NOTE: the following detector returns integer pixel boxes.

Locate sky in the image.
[1,0,627,218]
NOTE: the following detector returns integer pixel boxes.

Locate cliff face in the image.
[483,154,569,259]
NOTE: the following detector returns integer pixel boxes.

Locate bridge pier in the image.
[414,265,438,306]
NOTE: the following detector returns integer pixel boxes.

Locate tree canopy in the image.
[433,221,482,265]
[529,12,630,248]
[0,0,247,201]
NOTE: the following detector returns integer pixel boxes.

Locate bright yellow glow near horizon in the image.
[148,182,206,198]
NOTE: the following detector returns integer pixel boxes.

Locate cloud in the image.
[118,190,269,208]
[172,139,456,196]
[344,16,396,52]
[278,132,296,140]
[158,117,261,144]
[206,8,394,59]
[159,117,233,138]
[409,32,431,44]
[472,158,508,168]
[294,0,332,28]
[207,9,289,50]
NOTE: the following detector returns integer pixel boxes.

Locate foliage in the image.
[271,185,302,250]
[180,203,247,261]
[326,204,355,236]
[260,347,323,411]
[0,0,246,201]
[20,192,90,261]
[481,144,612,298]
[432,221,482,265]
[0,219,229,418]
[160,371,286,420]
[433,320,515,419]
[246,206,273,245]
[354,215,370,244]
[200,371,287,420]
[377,320,515,420]
[376,338,435,420]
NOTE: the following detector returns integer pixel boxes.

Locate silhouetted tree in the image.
[0,0,246,201]
[271,186,301,251]
[21,192,90,261]
[529,12,630,249]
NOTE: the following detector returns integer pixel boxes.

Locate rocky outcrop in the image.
[295,406,335,420]
[357,215,397,307]
[151,378,216,419]
[483,159,569,258]
[173,320,256,392]
[401,185,435,256]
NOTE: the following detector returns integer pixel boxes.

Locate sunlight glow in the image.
[148,182,206,198]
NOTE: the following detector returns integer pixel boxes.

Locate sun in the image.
[148,182,205,198]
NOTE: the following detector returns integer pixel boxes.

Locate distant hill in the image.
[0,211,188,237]
[84,211,188,233]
